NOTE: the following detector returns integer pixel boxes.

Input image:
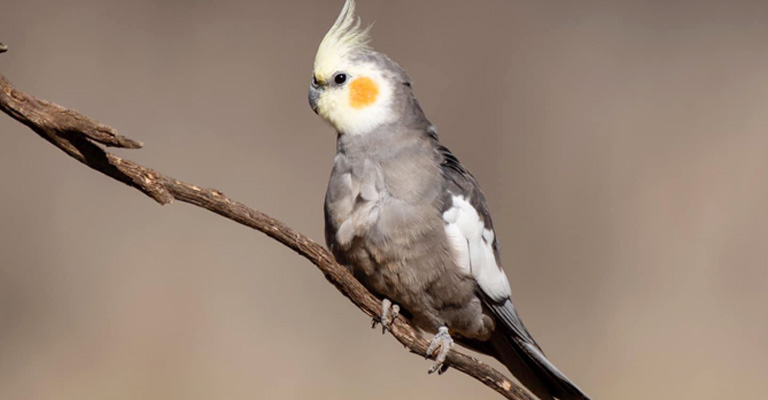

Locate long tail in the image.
[488,300,591,400]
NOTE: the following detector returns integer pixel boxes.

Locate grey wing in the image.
[434,141,540,348]
[435,140,590,400]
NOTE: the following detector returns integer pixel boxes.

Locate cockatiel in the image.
[308,1,590,399]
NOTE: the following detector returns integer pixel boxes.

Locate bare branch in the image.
[0,46,533,400]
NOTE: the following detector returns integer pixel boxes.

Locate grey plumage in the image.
[320,51,588,400]
[311,2,590,398]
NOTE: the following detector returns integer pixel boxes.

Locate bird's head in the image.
[309,0,409,136]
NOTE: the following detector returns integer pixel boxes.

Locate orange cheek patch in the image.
[349,77,379,109]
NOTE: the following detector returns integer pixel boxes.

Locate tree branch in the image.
[0,46,533,400]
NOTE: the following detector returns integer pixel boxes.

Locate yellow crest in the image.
[314,0,372,80]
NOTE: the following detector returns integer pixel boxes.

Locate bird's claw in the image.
[371,298,400,334]
[426,326,454,374]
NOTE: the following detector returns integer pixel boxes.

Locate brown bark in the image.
[0,45,533,400]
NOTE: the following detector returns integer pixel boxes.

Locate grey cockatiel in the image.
[308,2,590,399]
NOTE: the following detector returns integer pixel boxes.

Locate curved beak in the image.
[308,81,323,114]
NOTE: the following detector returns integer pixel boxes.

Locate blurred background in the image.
[2,0,768,399]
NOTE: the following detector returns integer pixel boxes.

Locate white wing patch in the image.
[443,195,512,301]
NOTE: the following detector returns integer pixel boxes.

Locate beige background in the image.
[2,1,768,399]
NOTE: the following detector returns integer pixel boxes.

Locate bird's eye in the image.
[312,76,320,86]
[334,73,348,85]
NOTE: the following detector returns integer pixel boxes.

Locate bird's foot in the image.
[371,298,400,334]
[426,326,454,375]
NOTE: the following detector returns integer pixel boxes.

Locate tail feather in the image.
[485,299,591,400]
[490,332,590,400]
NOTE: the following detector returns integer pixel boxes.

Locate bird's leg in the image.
[426,326,454,375]
[371,298,400,334]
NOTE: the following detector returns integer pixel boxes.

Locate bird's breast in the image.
[326,157,383,243]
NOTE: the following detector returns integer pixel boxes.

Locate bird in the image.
[308,1,590,399]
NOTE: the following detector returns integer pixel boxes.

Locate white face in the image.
[311,61,396,136]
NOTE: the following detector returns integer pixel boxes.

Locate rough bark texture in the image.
[0,46,534,400]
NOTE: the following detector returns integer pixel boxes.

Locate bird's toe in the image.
[426,326,454,374]
[371,298,399,334]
